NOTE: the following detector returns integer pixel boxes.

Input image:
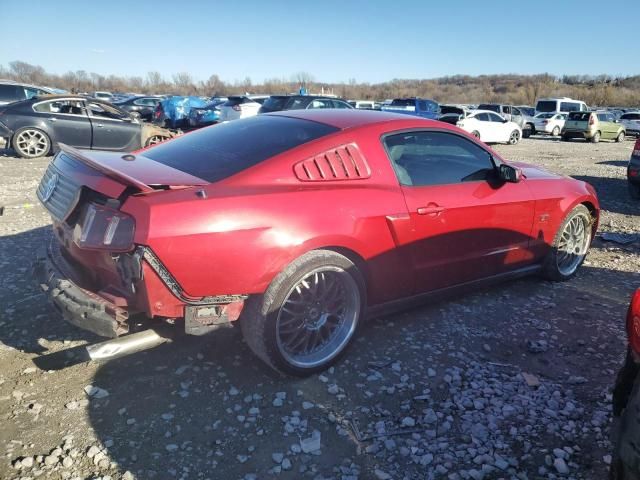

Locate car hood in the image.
[510,162,562,180]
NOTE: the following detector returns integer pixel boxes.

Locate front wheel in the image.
[552,126,560,136]
[508,130,520,145]
[591,131,601,143]
[240,250,365,376]
[541,205,592,281]
[616,131,625,143]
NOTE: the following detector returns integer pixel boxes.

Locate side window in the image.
[607,114,616,122]
[383,131,495,187]
[0,84,22,102]
[597,113,607,122]
[475,113,490,122]
[488,113,504,122]
[503,106,511,115]
[88,102,128,120]
[308,99,333,109]
[417,100,427,111]
[332,100,351,109]
[35,100,84,115]
[512,107,522,116]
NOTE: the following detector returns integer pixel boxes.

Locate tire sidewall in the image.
[12,127,51,158]
[542,205,592,281]
[259,250,366,376]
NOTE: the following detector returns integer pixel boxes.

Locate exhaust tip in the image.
[86,329,170,361]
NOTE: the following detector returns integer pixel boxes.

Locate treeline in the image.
[2,61,640,107]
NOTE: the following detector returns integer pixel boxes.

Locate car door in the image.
[511,107,524,128]
[488,112,510,142]
[86,101,140,150]
[473,113,494,142]
[32,99,92,148]
[382,130,536,294]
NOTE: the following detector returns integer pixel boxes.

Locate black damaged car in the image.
[0,95,174,158]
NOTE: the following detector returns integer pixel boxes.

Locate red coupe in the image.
[34,110,599,375]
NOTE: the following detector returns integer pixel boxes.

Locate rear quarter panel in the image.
[123,125,421,305]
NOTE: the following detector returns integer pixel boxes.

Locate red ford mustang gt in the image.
[34,110,599,375]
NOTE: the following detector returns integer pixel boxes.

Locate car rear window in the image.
[568,112,591,121]
[536,101,557,113]
[143,116,339,183]
[390,99,415,107]
[260,96,289,113]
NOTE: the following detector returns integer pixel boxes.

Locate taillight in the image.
[626,289,640,355]
[589,114,595,126]
[633,138,640,157]
[542,120,548,124]
[73,203,135,251]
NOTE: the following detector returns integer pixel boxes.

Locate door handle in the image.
[96,124,104,128]
[417,205,445,215]
[48,117,56,122]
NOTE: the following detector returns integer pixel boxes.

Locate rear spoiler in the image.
[58,143,154,193]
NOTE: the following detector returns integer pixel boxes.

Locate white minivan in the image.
[535,97,588,115]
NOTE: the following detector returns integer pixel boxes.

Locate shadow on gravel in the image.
[573,175,638,216]
[597,160,630,167]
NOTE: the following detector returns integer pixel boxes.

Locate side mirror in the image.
[498,164,521,183]
[503,118,509,123]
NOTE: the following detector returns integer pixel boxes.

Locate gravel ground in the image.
[0,136,639,480]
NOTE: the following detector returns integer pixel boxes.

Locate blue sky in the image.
[0,0,637,84]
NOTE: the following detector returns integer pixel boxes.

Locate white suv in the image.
[218,95,269,122]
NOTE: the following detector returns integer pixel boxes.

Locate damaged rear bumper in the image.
[33,242,129,338]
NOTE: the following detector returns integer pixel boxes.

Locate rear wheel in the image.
[471,130,481,139]
[508,130,520,145]
[541,205,592,281]
[240,250,365,376]
[616,131,625,143]
[552,126,560,136]
[522,124,533,138]
[591,131,601,143]
[12,128,51,158]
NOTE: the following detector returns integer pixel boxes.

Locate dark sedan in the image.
[0,95,174,158]
[258,95,353,114]
[113,96,162,121]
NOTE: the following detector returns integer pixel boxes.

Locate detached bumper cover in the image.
[33,243,129,338]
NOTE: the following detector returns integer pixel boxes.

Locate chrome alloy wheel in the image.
[556,214,590,276]
[16,129,49,157]
[146,135,167,146]
[276,267,360,368]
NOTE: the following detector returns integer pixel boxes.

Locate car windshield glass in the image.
[390,99,414,107]
[568,112,591,121]
[143,116,339,183]
[536,101,556,112]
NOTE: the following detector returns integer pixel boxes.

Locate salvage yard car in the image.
[113,95,162,122]
[0,95,174,158]
[619,111,640,137]
[381,97,440,119]
[610,287,640,479]
[561,111,626,143]
[533,112,566,136]
[628,137,640,199]
[259,95,353,113]
[456,110,522,144]
[0,80,56,106]
[33,110,599,376]
[217,95,269,122]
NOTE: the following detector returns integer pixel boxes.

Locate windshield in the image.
[536,101,557,112]
[143,116,339,183]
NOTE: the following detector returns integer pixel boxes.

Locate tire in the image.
[522,124,533,138]
[629,182,640,200]
[616,131,626,143]
[591,131,601,143]
[12,128,51,158]
[508,129,520,145]
[144,135,169,147]
[552,126,560,136]
[561,135,570,142]
[471,131,481,140]
[240,250,366,376]
[541,204,592,281]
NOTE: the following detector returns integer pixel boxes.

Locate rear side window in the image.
[568,112,591,121]
[143,116,339,183]
[560,102,581,112]
[260,96,289,112]
[536,101,557,112]
[621,113,640,120]
[0,84,23,102]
